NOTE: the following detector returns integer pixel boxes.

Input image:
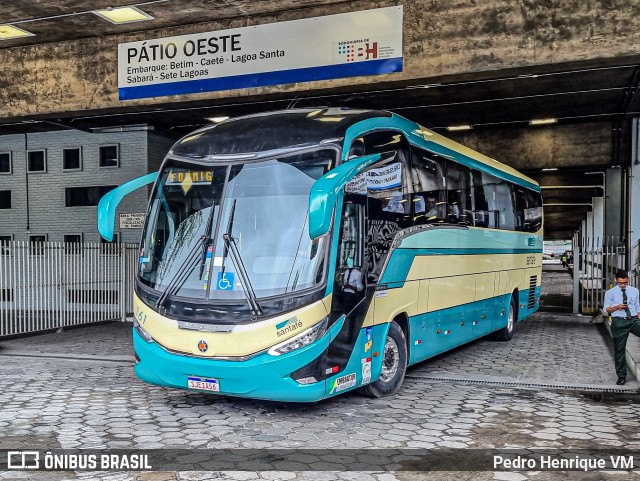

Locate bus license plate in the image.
[187,376,220,392]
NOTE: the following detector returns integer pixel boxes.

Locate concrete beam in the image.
[2,0,640,119]
[448,122,614,170]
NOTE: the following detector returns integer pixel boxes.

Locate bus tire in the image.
[358,321,407,398]
[493,294,517,341]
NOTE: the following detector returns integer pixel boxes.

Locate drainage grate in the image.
[404,375,636,394]
[0,352,133,364]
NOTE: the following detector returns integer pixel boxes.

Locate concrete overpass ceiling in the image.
[2,59,636,136]
[0,0,347,47]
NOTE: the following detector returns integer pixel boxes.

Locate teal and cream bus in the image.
[98,108,542,402]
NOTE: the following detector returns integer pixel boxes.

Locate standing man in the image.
[602,270,640,385]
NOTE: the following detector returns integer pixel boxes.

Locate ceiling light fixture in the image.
[94,6,154,24]
[446,125,473,131]
[206,116,229,123]
[529,118,557,126]
[408,83,442,89]
[0,24,34,40]
[541,168,558,171]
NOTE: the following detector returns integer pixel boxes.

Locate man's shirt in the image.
[602,285,640,318]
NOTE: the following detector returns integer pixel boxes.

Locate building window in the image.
[0,190,10,209]
[64,234,83,254]
[0,152,11,174]
[64,234,82,243]
[99,145,119,168]
[101,233,119,254]
[65,186,116,207]
[27,150,47,173]
[30,235,46,255]
[63,147,82,171]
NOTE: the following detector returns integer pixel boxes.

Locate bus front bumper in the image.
[132,329,329,402]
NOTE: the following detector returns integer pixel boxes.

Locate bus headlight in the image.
[268,317,329,356]
[133,319,154,343]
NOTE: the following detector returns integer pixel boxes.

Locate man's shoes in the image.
[616,377,626,385]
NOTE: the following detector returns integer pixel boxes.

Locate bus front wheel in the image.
[358,321,407,398]
[493,295,517,341]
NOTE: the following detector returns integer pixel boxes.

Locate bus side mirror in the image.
[97,172,158,241]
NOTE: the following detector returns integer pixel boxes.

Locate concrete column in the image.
[605,167,623,239]
[592,196,605,284]
[593,196,604,248]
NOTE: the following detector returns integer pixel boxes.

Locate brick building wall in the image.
[0,127,176,243]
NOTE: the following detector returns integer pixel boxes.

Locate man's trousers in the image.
[611,317,640,378]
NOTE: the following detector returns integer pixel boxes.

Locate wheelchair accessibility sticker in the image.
[216,272,235,290]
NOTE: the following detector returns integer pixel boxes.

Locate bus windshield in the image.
[138,148,335,302]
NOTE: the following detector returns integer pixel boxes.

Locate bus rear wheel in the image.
[358,321,407,398]
[493,294,517,341]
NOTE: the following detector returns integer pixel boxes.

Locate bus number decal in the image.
[135,306,147,325]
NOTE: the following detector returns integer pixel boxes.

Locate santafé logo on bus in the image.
[276,317,303,337]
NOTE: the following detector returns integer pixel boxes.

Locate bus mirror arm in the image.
[97,172,158,241]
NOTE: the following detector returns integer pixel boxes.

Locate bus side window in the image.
[410,149,447,225]
[359,131,413,227]
[471,169,489,227]
[481,172,515,230]
[514,186,543,232]
[347,138,366,159]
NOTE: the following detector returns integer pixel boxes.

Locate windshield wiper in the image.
[220,199,263,317]
[198,200,218,279]
[156,185,218,309]
[155,234,207,310]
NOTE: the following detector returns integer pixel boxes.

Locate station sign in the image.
[119,213,145,229]
[117,6,403,100]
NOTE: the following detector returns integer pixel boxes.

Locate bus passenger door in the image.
[334,199,367,310]
[325,197,370,373]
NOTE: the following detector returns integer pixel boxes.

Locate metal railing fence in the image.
[0,241,138,337]
[575,236,625,314]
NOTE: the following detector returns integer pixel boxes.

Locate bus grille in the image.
[528,275,537,309]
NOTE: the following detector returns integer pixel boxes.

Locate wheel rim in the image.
[380,335,399,382]
[507,302,515,332]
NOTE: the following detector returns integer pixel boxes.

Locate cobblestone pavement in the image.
[539,264,573,312]
[411,310,634,390]
[1,300,639,480]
